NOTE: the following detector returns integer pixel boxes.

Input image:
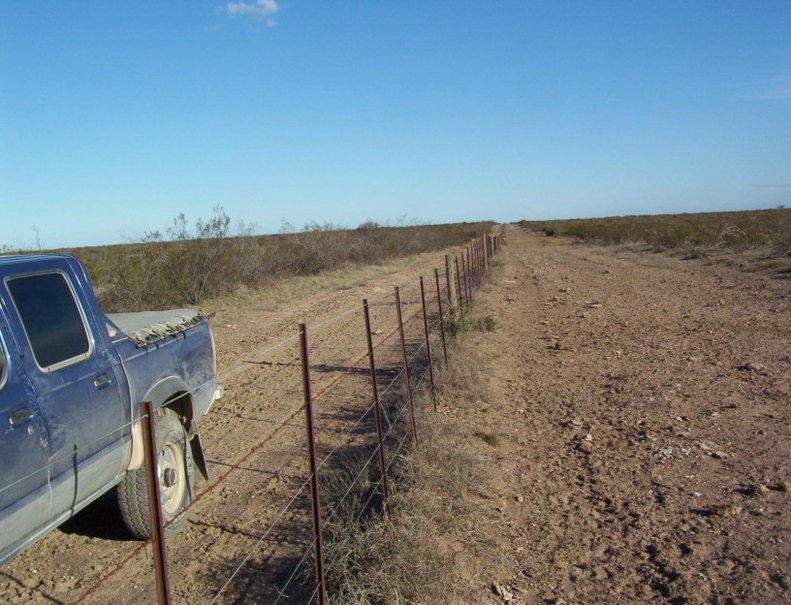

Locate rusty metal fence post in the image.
[469,247,475,297]
[477,238,482,275]
[463,250,472,303]
[299,324,328,605]
[444,254,453,305]
[459,252,469,309]
[470,245,474,290]
[362,300,391,519]
[394,287,418,445]
[419,277,437,410]
[474,241,479,288]
[454,256,464,314]
[475,240,481,287]
[470,244,476,290]
[434,268,448,363]
[139,401,172,605]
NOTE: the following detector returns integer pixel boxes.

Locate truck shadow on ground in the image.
[58,493,133,541]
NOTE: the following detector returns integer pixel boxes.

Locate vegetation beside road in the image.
[519,208,791,259]
[2,209,493,312]
[321,310,506,604]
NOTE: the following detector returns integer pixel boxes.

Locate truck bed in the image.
[107,309,206,346]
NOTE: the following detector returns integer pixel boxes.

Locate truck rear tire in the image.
[116,414,193,539]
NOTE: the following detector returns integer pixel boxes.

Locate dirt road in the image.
[457,226,790,604]
[2,226,788,604]
[0,246,460,604]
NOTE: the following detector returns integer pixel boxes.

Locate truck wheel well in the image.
[160,392,194,436]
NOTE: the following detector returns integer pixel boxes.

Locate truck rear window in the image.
[7,273,91,369]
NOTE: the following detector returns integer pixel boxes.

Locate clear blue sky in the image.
[1,1,789,249]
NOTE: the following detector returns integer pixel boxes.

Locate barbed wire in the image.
[208,472,313,604]
[271,539,316,605]
[20,237,497,603]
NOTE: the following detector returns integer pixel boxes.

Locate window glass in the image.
[7,273,90,368]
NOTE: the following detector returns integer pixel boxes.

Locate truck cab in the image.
[0,254,221,564]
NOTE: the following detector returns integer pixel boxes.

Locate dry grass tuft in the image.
[321,336,505,604]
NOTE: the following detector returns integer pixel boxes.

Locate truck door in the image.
[0,314,50,560]
[4,271,126,520]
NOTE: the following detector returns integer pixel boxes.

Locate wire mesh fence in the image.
[0,233,502,605]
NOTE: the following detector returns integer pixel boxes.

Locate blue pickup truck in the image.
[0,253,222,564]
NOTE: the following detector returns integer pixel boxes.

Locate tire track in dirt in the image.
[460,226,789,604]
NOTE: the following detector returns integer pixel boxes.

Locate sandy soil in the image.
[458,226,790,604]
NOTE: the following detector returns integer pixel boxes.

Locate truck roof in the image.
[0,253,75,267]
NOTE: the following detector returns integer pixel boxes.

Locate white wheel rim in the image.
[158,442,186,515]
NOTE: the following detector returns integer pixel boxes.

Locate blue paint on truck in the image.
[0,253,222,564]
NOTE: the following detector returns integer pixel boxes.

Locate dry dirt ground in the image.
[1,225,788,605]
[1,243,463,605]
[452,226,789,605]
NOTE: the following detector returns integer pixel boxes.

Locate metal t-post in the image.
[434,268,448,363]
[299,324,327,605]
[362,300,391,518]
[140,401,172,605]
[394,287,418,444]
[419,277,437,410]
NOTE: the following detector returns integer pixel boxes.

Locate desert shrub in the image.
[59,212,494,312]
[520,208,791,256]
[80,207,254,310]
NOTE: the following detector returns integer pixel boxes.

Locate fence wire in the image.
[8,235,500,605]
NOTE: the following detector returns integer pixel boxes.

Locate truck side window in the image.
[7,273,91,369]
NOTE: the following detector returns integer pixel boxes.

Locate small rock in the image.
[582,433,593,442]
[492,582,514,601]
[516,495,524,503]
[737,361,766,373]
[709,504,743,517]
[747,484,770,498]
[710,451,728,459]
[772,574,791,590]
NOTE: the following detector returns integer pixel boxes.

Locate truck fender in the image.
[126,376,194,472]
[127,422,209,482]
